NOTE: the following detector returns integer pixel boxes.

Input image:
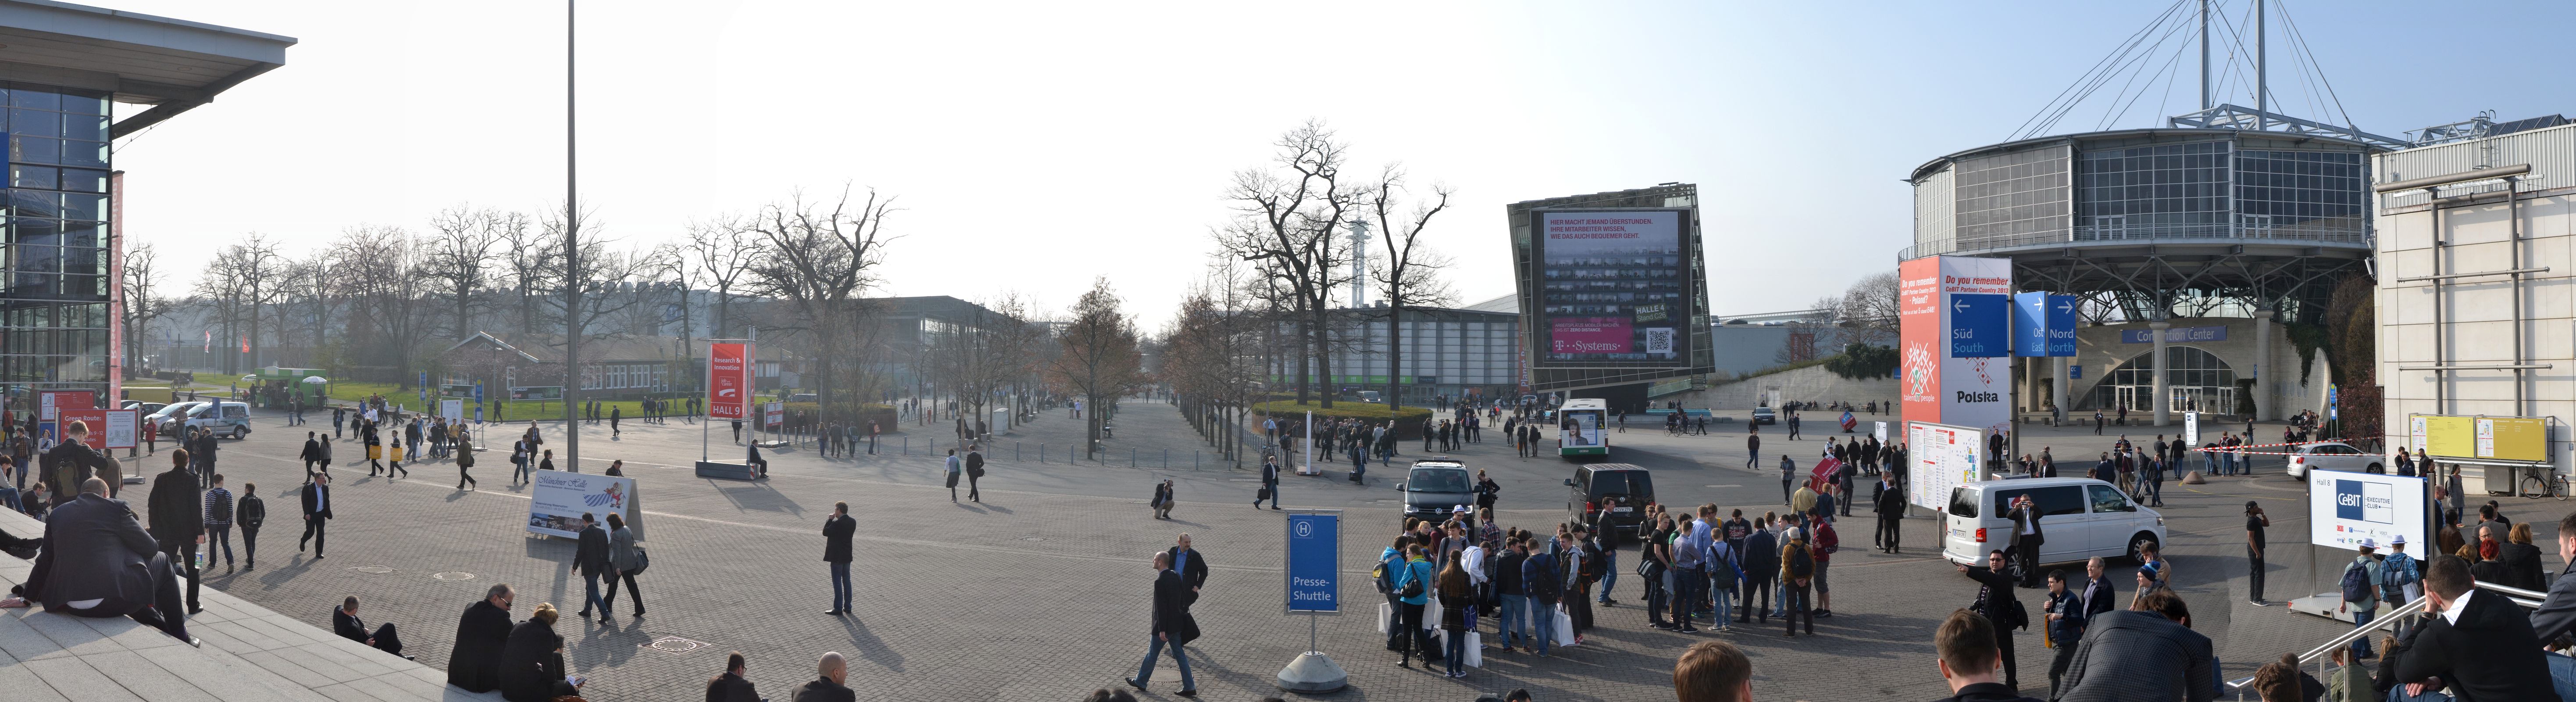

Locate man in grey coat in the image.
[2528,511,2576,642]
[2051,588,2215,702]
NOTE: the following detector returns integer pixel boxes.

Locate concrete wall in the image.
[1666,362,1900,411]
[2378,183,2576,480]
[2059,316,2325,420]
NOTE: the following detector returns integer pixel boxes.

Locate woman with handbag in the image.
[1437,557,1475,679]
[1394,544,1436,668]
[600,512,644,618]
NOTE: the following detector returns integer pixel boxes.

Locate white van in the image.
[1942,477,2166,567]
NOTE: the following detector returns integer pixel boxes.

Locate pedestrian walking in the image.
[598,512,643,618]
[364,423,385,476]
[610,406,621,437]
[201,474,235,572]
[823,501,856,615]
[237,482,264,570]
[1124,551,1199,696]
[300,431,322,477]
[1256,457,1281,509]
[964,444,985,501]
[299,472,332,559]
[146,449,205,614]
[455,437,477,491]
[942,449,962,500]
[574,512,613,623]
[1778,455,1796,505]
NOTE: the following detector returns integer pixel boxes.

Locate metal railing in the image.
[2224,580,2549,700]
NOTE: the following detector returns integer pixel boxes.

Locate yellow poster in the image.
[2417,415,2549,463]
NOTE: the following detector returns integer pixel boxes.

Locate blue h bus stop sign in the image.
[1284,513,1338,613]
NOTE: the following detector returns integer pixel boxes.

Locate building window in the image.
[2234,149,2365,242]
[1953,145,2070,248]
[2076,140,2231,240]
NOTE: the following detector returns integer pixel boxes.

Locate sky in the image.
[103,0,2576,329]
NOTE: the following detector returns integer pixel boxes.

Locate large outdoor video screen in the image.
[1530,208,1693,367]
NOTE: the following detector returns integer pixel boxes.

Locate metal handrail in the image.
[2225,580,2552,699]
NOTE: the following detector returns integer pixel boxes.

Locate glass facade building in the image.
[0,82,112,393]
[1909,129,2377,258]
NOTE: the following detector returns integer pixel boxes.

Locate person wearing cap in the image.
[2381,534,2420,637]
[2338,539,2384,660]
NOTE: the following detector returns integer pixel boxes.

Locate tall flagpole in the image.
[562,0,582,471]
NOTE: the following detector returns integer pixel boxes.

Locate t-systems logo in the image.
[2334,479,2394,524]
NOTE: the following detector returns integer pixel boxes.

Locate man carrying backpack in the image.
[2380,535,2420,637]
[1523,537,1561,657]
[2338,540,2384,660]
[1705,527,1739,632]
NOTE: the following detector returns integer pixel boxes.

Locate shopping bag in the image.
[1553,605,1578,647]
[1463,632,1484,667]
[1377,602,1393,634]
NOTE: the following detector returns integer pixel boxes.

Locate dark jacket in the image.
[237,494,266,530]
[44,440,118,501]
[575,524,610,576]
[300,483,332,520]
[2393,590,2556,702]
[821,514,855,563]
[1167,546,1209,592]
[790,677,856,702]
[2003,503,2044,549]
[446,600,512,692]
[22,492,161,615]
[2498,541,2547,592]
[2080,575,2119,620]
[1149,569,1198,640]
[1495,550,1527,596]
[1963,566,2016,624]
[1875,482,1904,516]
[1937,681,2044,702]
[2051,610,2216,702]
[1522,551,1561,601]
[146,468,203,547]
[332,608,372,644]
[2044,590,2084,647]
[705,671,759,702]
[300,437,321,462]
[497,618,570,702]
[1741,529,1780,580]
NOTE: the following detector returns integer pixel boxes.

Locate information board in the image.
[510,386,564,401]
[1907,420,1985,511]
[100,408,136,449]
[440,399,466,421]
[1284,512,1340,614]
[40,389,93,421]
[55,408,107,451]
[2306,471,2426,552]
[526,470,643,540]
[2410,414,2551,464]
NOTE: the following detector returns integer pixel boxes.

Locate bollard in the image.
[1163,449,1168,469]
[1040,443,1046,464]
[1016,443,1021,462]
[1130,448,1135,468]
[1195,451,1200,471]
[903,437,909,455]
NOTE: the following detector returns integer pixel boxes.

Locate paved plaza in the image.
[27,401,2542,701]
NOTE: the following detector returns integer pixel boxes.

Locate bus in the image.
[1558,398,1609,459]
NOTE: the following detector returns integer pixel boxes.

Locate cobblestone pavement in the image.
[93,403,2562,701]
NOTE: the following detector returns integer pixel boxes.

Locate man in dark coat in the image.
[1167,533,1210,601]
[575,512,613,620]
[1123,551,1198,695]
[146,450,205,613]
[1873,475,1905,553]
[499,607,576,702]
[332,595,405,658]
[2051,588,2214,702]
[822,502,855,616]
[792,652,856,702]
[446,584,513,692]
[299,431,323,477]
[299,472,332,559]
[1956,549,2022,691]
[6,477,196,644]
[2002,494,2044,587]
[2391,555,2556,702]
[1255,458,1280,509]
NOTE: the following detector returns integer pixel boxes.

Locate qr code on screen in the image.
[1643,327,1673,355]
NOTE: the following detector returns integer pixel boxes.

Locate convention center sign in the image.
[1527,209,1692,368]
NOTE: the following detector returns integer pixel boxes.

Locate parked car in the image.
[179,401,253,440]
[1358,390,1382,404]
[121,401,168,419]
[148,401,207,433]
[1943,477,2167,568]
[1565,463,1656,541]
[1396,458,1475,523]
[1752,407,1777,425]
[2285,441,2382,479]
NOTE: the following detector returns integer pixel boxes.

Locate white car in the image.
[2285,441,2382,479]
[1944,477,2168,567]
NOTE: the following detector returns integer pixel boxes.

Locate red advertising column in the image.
[707,342,750,419]
[1898,257,1944,424]
[108,171,124,407]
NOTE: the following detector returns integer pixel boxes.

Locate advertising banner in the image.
[527,470,642,540]
[40,389,93,421]
[2307,471,2425,552]
[1898,256,2013,435]
[509,386,564,401]
[764,401,785,428]
[2184,412,2199,446]
[1283,512,1340,614]
[56,408,107,451]
[2411,414,2551,463]
[708,342,750,419]
[1530,209,1690,366]
[1908,420,1985,512]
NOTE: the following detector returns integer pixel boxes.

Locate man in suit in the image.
[2052,588,2214,702]
[2392,555,2556,701]
[1873,475,1904,553]
[1255,458,1281,509]
[822,501,855,616]
[1124,551,1199,696]
[146,449,205,614]
[1,477,196,645]
[2003,494,2044,587]
[332,595,408,659]
[2079,557,2118,622]
[1167,533,1209,601]
[575,512,613,621]
[298,472,332,559]
[446,584,513,692]
[300,431,323,478]
[2531,512,2576,642]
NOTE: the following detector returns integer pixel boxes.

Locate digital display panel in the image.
[1531,209,1692,366]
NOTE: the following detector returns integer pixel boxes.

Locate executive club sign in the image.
[1898,255,2012,437]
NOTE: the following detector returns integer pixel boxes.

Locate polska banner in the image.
[707,342,750,419]
[1807,456,1843,491]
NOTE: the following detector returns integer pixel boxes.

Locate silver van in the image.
[182,401,253,440]
[1942,477,2166,567]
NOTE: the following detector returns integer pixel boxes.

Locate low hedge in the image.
[776,401,899,432]
[1251,401,1438,439]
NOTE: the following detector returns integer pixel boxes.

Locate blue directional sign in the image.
[2012,293,2080,358]
[1948,293,2009,358]
[1284,512,1340,613]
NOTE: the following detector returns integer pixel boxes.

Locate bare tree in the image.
[741,187,898,425]
[1048,276,1144,457]
[926,294,1045,439]
[119,244,173,376]
[332,225,435,383]
[1832,271,1901,345]
[421,206,512,342]
[1362,167,1454,412]
[1215,120,1363,408]
[499,211,560,337]
[687,216,760,339]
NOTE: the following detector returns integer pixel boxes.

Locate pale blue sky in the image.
[102,0,2572,326]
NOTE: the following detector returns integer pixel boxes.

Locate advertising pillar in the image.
[707,343,750,419]
[1898,256,2013,437]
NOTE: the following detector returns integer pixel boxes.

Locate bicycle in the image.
[2519,467,2569,501]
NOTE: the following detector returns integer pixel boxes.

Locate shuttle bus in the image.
[1558,398,1609,459]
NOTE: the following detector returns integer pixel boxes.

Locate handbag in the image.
[627,545,649,575]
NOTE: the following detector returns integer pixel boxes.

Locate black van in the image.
[1565,463,1655,541]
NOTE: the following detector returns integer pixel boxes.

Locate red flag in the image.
[202,330,211,352]
[239,335,249,354]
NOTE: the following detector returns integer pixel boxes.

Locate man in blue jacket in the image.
[1522,537,1560,657]
[1739,518,1779,624]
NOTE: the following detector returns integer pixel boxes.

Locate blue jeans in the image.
[1528,598,1554,655]
[1132,634,1195,691]
[205,524,234,566]
[1498,594,1528,648]
[582,570,610,616]
[1709,583,1734,624]
[2350,607,2376,659]
[2548,651,2576,702]
[1597,553,1618,602]
[0,486,18,513]
[829,562,853,612]
[1444,628,1467,675]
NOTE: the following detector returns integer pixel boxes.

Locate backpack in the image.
[1371,555,1397,595]
[2340,561,2372,603]
[2383,552,2419,588]
[1787,546,1815,580]
[1708,546,1738,591]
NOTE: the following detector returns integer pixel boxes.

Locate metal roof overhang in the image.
[2002,238,2371,295]
[0,0,293,138]
[1908,128,2389,183]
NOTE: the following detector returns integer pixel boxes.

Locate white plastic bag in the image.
[1377,602,1393,634]
[1554,605,1578,647]
[1463,632,1483,667]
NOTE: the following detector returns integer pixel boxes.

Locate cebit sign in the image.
[1899,255,2013,437]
